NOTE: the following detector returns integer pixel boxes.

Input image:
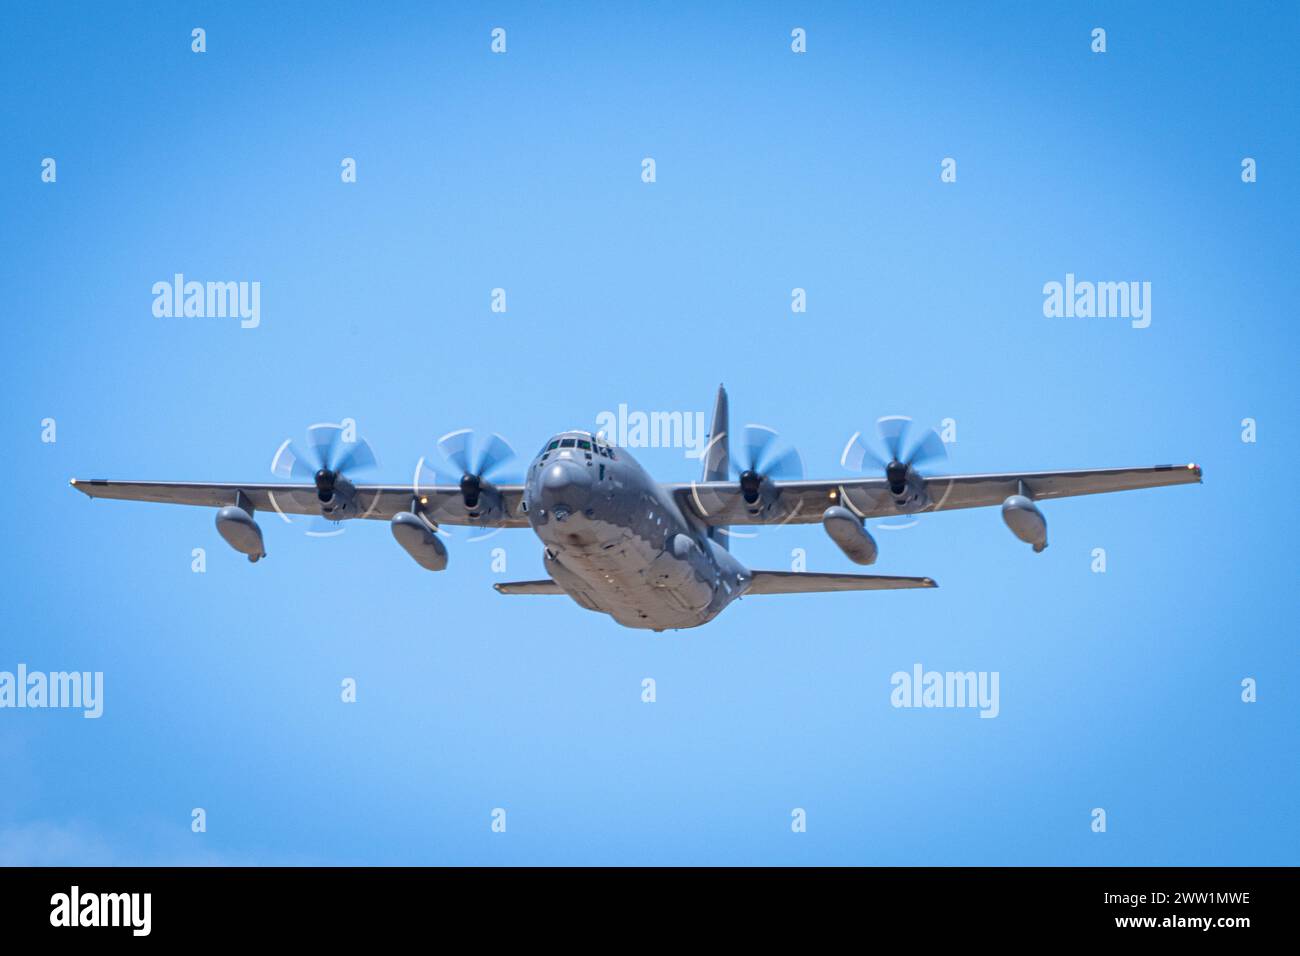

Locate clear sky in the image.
[1,1,1296,865]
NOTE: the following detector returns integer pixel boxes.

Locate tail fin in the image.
[702,384,730,549]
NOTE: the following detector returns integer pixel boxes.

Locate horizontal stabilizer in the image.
[493,579,565,595]
[745,570,936,595]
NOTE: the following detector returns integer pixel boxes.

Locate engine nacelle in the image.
[884,462,932,513]
[390,512,448,572]
[1001,495,1047,552]
[822,505,878,565]
[215,506,265,562]
[315,471,359,520]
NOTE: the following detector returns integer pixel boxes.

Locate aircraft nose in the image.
[538,459,593,518]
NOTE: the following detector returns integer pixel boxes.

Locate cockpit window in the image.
[547,441,559,451]
[560,438,576,448]
[577,440,591,451]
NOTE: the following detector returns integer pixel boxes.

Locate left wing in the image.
[68,479,529,528]
[672,463,1202,526]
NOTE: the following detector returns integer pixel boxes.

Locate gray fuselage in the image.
[523,431,749,630]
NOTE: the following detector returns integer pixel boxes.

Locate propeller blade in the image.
[760,446,803,481]
[334,436,377,475]
[474,433,516,480]
[907,427,947,468]
[304,516,346,538]
[876,416,910,464]
[271,439,318,480]
[839,431,889,473]
[413,457,439,490]
[307,424,342,471]
[737,425,779,474]
[437,428,474,476]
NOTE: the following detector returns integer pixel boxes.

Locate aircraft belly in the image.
[552,524,716,630]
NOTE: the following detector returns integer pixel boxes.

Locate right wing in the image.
[68,479,530,528]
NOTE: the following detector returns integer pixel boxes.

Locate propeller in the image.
[417,428,518,510]
[732,424,804,504]
[686,420,805,540]
[841,416,948,495]
[270,423,378,535]
[274,423,377,486]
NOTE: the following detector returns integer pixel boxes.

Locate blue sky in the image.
[1,1,1296,865]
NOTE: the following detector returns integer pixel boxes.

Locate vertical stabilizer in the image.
[703,384,730,549]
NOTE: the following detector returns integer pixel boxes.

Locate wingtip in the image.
[923,578,938,588]
[1189,462,1203,481]
[70,479,106,498]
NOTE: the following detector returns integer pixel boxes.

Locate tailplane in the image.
[494,580,564,595]
[744,571,936,595]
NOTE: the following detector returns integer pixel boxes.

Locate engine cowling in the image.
[390,512,448,571]
[1001,495,1047,552]
[822,505,878,565]
[315,470,359,520]
[215,506,265,562]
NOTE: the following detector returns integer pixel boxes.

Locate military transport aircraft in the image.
[70,386,1202,631]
